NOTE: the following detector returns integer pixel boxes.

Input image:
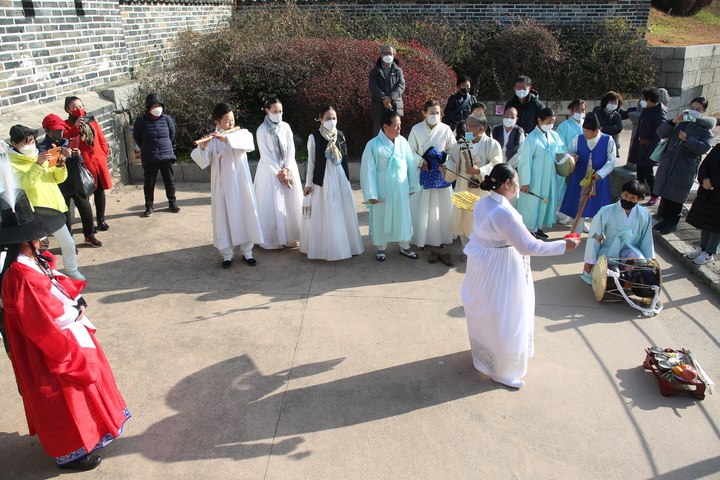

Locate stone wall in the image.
[650,44,720,117]
[235,0,651,28]
[0,0,232,115]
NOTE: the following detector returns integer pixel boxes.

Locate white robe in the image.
[255,121,303,248]
[191,130,264,251]
[445,135,503,236]
[300,133,364,261]
[407,121,457,247]
[461,191,566,382]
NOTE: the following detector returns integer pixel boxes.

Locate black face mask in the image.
[620,199,637,211]
[49,130,63,142]
[460,88,470,95]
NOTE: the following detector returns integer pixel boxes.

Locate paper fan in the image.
[451,191,480,211]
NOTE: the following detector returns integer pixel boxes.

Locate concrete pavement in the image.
[1,181,719,479]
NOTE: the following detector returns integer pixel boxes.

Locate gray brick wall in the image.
[235,0,651,29]
[0,0,232,115]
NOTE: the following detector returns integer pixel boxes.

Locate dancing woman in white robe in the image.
[191,104,264,266]
[254,99,303,249]
[407,101,456,248]
[461,164,579,388]
[300,107,364,261]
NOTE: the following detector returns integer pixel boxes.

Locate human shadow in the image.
[112,351,492,462]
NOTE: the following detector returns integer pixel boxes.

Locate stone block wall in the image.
[651,44,720,117]
[235,0,651,29]
[0,0,232,115]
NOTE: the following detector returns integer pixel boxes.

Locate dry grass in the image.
[647,3,720,46]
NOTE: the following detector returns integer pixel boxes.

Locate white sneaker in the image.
[687,247,704,259]
[558,214,572,226]
[693,252,713,265]
[65,269,86,281]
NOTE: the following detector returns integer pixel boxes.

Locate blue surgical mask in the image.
[465,132,475,141]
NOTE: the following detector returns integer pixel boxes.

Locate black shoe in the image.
[168,203,181,213]
[653,219,668,231]
[657,224,678,235]
[535,229,548,239]
[244,256,257,266]
[84,236,103,248]
[222,259,232,269]
[144,207,153,217]
[59,454,102,471]
[97,221,109,231]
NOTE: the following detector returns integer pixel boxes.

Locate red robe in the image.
[2,253,128,458]
[64,119,113,190]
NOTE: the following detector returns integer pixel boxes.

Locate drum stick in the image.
[522,191,549,203]
[193,127,241,145]
[362,200,385,204]
[442,166,480,189]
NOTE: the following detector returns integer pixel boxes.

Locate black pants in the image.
[659,197,683,219]
[635,165,655,195]
[143,160,176,207]
[93,188,106,224]
[64,194,95,238]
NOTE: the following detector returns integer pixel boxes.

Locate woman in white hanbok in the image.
[407,100,456,249]
[300,106,364,261]
[461,164,579,388]
[255,98,303,249]
[191,103,264,268]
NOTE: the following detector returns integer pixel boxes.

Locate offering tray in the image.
[643,348,705,400]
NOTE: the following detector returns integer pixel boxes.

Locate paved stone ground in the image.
[0,181,719,480]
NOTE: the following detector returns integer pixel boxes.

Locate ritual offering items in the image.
[451,191,480,211]
[591,254,663,317]
[643,347,715,400]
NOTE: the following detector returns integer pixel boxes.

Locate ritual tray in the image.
[642,348,705,400]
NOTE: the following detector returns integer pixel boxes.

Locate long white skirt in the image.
[300,163,364,261]
[255,164,303,249]
[461,244,535,382]
[410,186,454,247]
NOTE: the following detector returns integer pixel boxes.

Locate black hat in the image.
[9,125,39,144]
[0,189,66,245]
[582,113,600,131]
[145,93,164,110]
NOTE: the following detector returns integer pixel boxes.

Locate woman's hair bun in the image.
[480,175,495,191]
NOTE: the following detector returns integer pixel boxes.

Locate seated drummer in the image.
[581,180,655,284]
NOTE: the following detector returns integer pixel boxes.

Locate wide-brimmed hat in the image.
[0,189,66,245]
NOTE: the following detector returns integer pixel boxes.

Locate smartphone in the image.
[77,115,95,124]
[683,114,698,122]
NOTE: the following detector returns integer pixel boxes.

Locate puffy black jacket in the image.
[627,103,667,167]
[504,91,545,135]
[687,144,720,233]
[368,57,405,119]
[134,112,176,166]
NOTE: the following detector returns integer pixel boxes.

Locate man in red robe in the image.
[0,188,129,471]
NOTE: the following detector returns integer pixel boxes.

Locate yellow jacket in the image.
[9,150,69,212]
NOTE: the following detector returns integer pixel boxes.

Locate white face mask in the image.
[687,109,702,117]
[573,113,585,122]
[606,103,617,112]
[150,107,163,117]
[639,100,648,109]
[268,113,282,123]
[503,117,516,128]
[382,55,394,65]
[426,114,440,126]
[323,119,337,130]
[540,124,553,133]
[515,89,529,99]
[19,145,38,157]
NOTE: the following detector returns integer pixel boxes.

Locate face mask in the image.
[620,198,637,211]
[426,114,440,126]
[69,108,85,118]
[606,103,617,112]
[465,132,475,142]
[150,107,163,117]
[516,89,529,99]
[639,100,648,109]
[323,119,337,130]
[687,109,702,117]
[540,124,553,133]
[573,113,585,122]
[460,87,470,95]
[503,117,516,128]
[19,145,38,157]
[268,113,282,123]
[49,130,63,142]
[382,55,394,64]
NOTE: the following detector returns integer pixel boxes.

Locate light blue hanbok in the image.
[584,201,655,265]
[555,118,583,209]
[516,126,566,231]
[361,132,421,245]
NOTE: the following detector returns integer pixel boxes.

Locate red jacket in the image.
[2,253,128,458]
[65,119,113,190]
